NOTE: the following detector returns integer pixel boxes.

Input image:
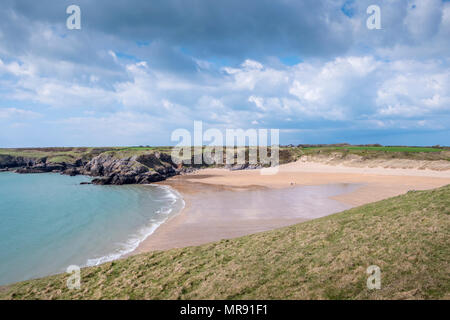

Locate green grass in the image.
[118,146,173,152]
[303,146,443,153]
[1,185,449,300]
[1,145,449,166]
[101,147,174,160]
[294,146,450,162]
[0,147,118,164]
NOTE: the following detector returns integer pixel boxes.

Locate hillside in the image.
[1,145,449,165]
[1,184,449,300]
[1,145,449,179]
[0,147,116,166]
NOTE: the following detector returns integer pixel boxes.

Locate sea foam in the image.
[85,184,184,267]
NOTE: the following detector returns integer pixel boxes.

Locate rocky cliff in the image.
[0,155,41,170]
[83,152,179,185]
[0,154,84,174]
[0,152,181,185]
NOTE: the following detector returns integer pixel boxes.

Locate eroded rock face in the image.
[0,155,37,169]
[83,152,179,185]
[5,156,68,174]
[2,152,181,185]
[62,168,80,176]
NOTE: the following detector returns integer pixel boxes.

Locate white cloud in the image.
[241,59,263,70]
[376,67,450,117]
[248,95,265,110]
[0,59,35,77]
[0,107,41,119]
[0,50,449,139]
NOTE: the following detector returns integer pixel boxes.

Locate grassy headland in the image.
[1,184,448,300]
[1,144,448,169]
[0,147,117,165]
[293,145,450,162]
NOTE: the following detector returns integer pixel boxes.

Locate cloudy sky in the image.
[0,0,449,147]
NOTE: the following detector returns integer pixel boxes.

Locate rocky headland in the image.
[1,145,449,185]
[0,152,181,185]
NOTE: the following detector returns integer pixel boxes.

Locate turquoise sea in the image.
[0,172,184,285]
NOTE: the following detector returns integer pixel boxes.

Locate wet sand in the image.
[135,161,450,253]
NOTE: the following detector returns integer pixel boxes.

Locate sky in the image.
[0,0,449,147]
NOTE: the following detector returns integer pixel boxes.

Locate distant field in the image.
[303,146,443,153]
[118,146,172,151]
[0,145,449,165]
[1,184,449,300]
[290,145,450,162]
[0,147,117,165]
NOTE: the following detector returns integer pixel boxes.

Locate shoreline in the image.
[133,161,450,255]
[91,183,185,265]
[133,180,357,254]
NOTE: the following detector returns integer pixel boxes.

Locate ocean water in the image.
[0,172,184,285]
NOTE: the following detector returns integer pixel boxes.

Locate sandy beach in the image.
[135,161,450,254]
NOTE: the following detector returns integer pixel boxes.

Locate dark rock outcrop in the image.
[82,152,179,185]
[62,168,80,176]
[14,159,67,174]
[0,155,38,169]
[4,149,273,185]
[0,155,75,174]
[2,151,181,185]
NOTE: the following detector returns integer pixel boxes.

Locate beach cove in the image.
[135,160,450,253]
[2,157,450,285]
[0,172,184,285]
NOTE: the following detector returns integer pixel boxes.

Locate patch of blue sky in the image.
[0,98,41,111]
[115,52,140,62]
[179,47,191,55]
[136,40,151,47]
[341,0,356,18]
[206,56,232,68]
[280,56,302,66]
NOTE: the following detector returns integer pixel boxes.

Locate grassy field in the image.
[84,145,450,165]
[1,185,449,300]
[0,147,117,165]
[302,146,443,153]
[284,146,450,162]
[1,145,449,165]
